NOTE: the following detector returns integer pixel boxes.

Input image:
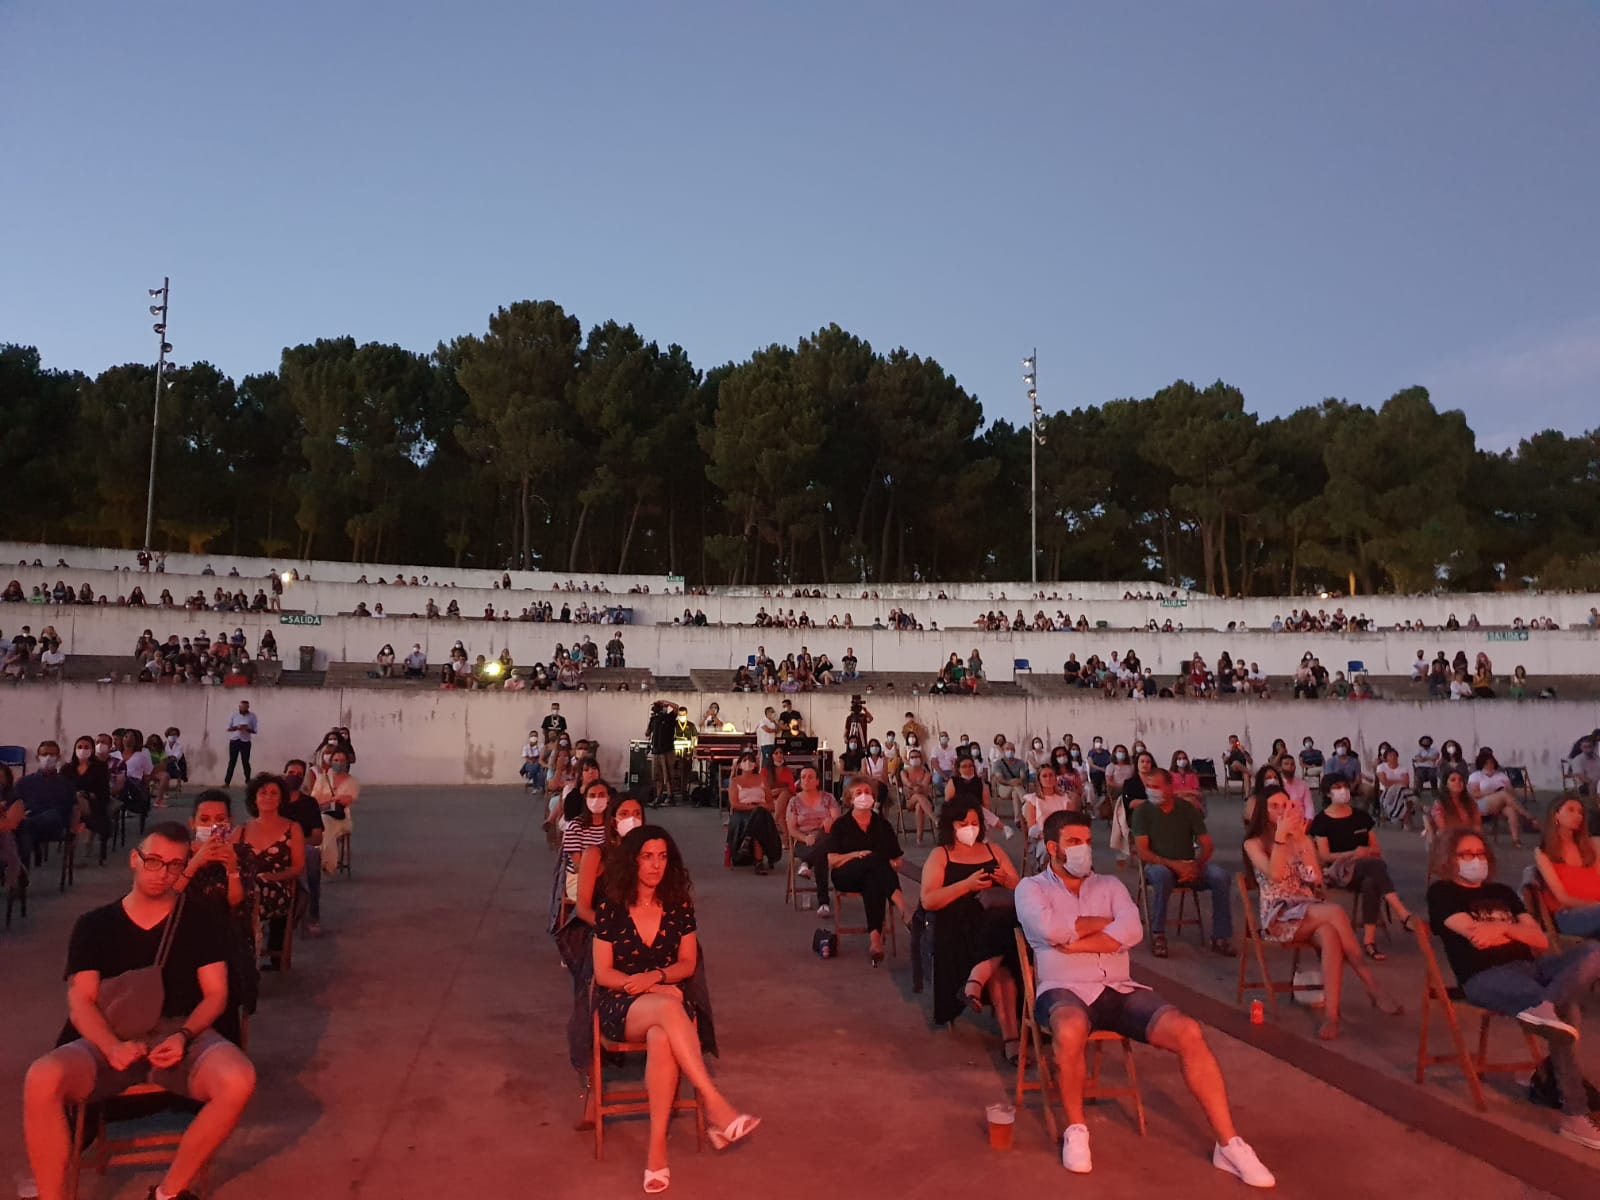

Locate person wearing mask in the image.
[893,746,935,844]
[561,760,606,825]
[171,790,256,1043]
[1428,827,1600,1150]
[1244,788,1402,1039]
[1535,796,1600,939]
[119,731,156,827]
[223,700,258,787]
[787,768,841,917]
[237,774,306,968]
[1022,765,1077,869]
[991,741,1029,823]
[646,701,678,805]
[1298,737,1324,772]
[1310,781,1415,959]
[521,729,546,792]
[1085,736,1112,801]
[1276,752,1314,821]
[1167,750,1203,813]
[311,750,359,878]
[1109,750,1156,866]
[839,735,866,780]
[945,755,1006,839]
[403,643,428,678]
[1015,810,1276,1185]
[1025,737,1051,783]
[930,732,958,792]
[61,734,112,865]
[16,741,83,868]
[1374,746,1416,827]
[280,760,325,936]
[1438,739,1468,780]
[725,754,781,875]
[592,826,760,1192]
[1412,735,1441,795]
[921,794,1023,1059]
[20,821,257,1200]
[858,738,893,809]
[164,727,188,790]
[827,778,913,965]
[555,778,614,937]
[1132,770,1234,959]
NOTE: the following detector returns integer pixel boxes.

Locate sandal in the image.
[1003,1038,1021,1064]
[643,1167,671,1194]
[1362,942,1387,962]
[709,1114,761,1151]
[1317,1019,1340,1041]
[1151,933,1169,959]
[1398,914,1416,934]
[963,979,985,1013]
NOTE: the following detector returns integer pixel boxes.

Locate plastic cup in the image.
[986,1103,1016,1150]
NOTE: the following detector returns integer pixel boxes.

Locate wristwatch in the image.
[178,1027,198,1048]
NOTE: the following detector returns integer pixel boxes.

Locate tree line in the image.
[3,300,1597,594]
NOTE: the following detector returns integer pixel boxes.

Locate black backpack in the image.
[812,929,837,959]
[1528,1057,1600,1112]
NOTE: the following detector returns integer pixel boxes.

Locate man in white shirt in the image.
[1015,810,1274,1186]
[930,733,958,791]
[223,700,258,786]
[757,706,779,768]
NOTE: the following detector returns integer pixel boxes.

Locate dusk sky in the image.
[4,1,1596,450]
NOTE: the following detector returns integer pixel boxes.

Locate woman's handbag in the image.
[100,896,186,1040]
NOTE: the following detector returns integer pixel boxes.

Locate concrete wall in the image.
[1,684,1594,790]
[16,600,1600,679]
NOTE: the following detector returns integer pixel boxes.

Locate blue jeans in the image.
[1143,862,1233,941]
[1554,906,1600,939]
[1463,943,1600,1116]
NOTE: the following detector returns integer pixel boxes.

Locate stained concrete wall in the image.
[16,599,1600,679]
[1,684,1594,791]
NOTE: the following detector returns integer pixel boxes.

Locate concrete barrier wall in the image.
[15,600,1600,679]
[1,685,1594,791]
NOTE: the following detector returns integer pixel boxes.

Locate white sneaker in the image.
[1560,1113,1600,1150]
[816,904,832,919]
[1516,1001,1579,1043]
[1061,1123,1092,1173]
[797,862,812,878]
[1213,1137,1275,1188]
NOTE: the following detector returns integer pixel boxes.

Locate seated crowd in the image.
[9,722,364,1200]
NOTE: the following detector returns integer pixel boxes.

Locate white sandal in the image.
[643,1167,671,1193]
[709,1114,761,1150]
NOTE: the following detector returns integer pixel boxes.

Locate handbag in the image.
[1291,966,1326,1008]
[100,896,186,1040]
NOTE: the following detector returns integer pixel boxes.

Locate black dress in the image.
[593,897,697,1042]
[931,848,1020,1026]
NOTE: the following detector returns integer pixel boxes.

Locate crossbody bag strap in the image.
[154,893,187,969]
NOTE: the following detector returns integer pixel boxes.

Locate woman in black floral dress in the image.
[592,826,759,1194]
[237,774,305,963]
[172,788,258,1043]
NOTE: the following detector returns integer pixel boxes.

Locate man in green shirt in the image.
[1132,769,1233,958]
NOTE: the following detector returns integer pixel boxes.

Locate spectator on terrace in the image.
[1428,827,1600,1150]
[921,793,1023,1058]
[1244,787,1403,1039]
[1469,750,1536,848]
[1535,796,1600,940]
[1311,779,1414,958]
[376,643,396,677]
[1016,810,1276,1184]
[20,821,258,1200]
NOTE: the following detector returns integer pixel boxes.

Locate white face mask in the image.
[1062,843,1094,878]
[38,755,57,770]
[1458,858,1489,884]
[1174,758,1188,770]
[1330,789,1351,806]
[615,815,641,838]
[585,794,608,814]
[954,824,981,846]
[75,746,92,761]
[851,794,875,812]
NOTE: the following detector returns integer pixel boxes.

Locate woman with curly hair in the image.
[592,825,759,1193]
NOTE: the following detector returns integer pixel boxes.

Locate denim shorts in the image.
[1035,985,1175,1044]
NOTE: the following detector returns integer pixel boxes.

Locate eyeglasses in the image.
[135,850,188,875]
[1456,851,1489,861]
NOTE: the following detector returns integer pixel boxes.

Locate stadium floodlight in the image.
[1024,348,1042,585]
[143,277,171,551]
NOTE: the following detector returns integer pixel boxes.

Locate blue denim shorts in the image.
[1035,985,1175,1044]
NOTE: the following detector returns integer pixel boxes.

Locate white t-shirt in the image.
[757,717,778,748]
[931,747,957,775]
[124,749,154,782]
[1468,769,1511,811]
[1376,762,1409,789]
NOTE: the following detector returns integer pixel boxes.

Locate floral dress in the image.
[1255,858,1322,943]
[239,825,296,920]
[592,897,697,1042]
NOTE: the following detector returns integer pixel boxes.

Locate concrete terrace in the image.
[2,785,1595,1199]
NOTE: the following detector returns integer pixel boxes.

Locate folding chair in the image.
[1136,864,1206,948]
[784,847,818,910]
[1412,923,1540,1111]
[67,1083,204,1200]
[833,889,897,959]
[335,830,353,877]
[256,889,303,973]
[590,1007,707,1159]
[1013,929,1145,1140]
[1234,873,1313,1017]
[58,829,77,892]
[1521,879,1585,951]
[1220,752,1246,800]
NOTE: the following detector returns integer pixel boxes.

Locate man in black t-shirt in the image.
[1427,827,1600,1150]
[541,702,568,744]
[21,821,257,1200]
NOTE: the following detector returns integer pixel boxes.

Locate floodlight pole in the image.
[144,276,169,550]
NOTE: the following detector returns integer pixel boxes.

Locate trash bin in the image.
[298,645,316,672]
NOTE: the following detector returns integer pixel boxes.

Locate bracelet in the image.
[178,1027,197,1047]
[656,968,667,984]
